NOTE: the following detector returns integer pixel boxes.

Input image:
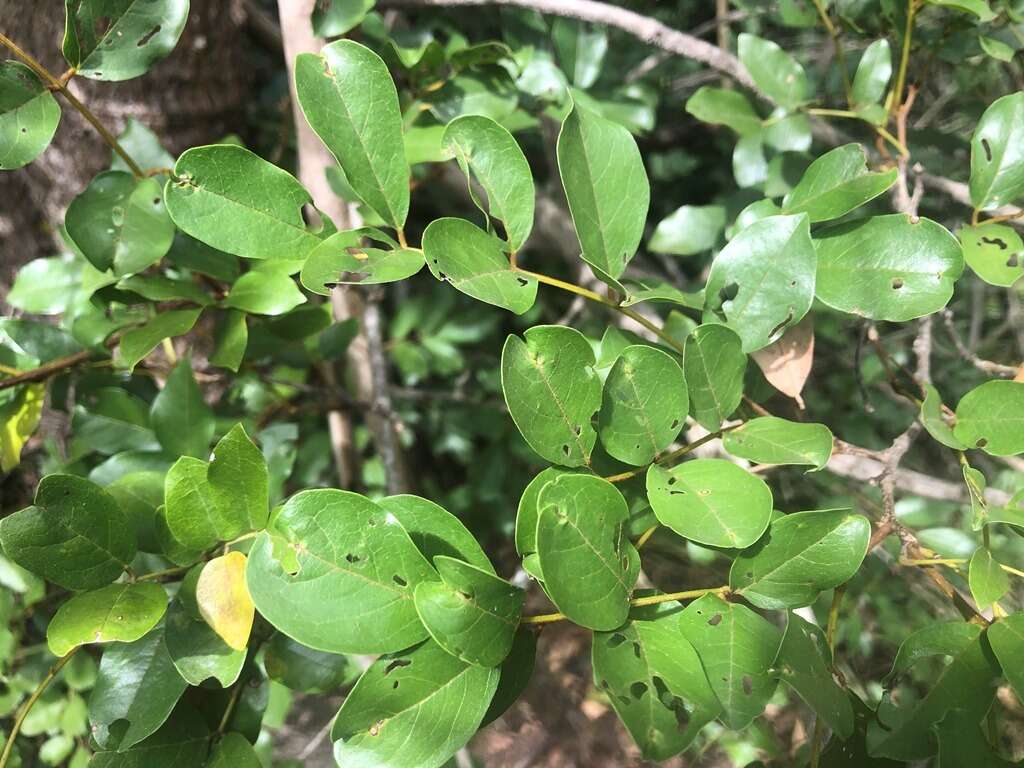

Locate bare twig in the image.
[941,309,1019,377]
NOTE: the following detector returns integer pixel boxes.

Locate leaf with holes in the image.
[968,547,1009,610]
[301,230,424,293]
[970,92,1024,210]
[959,223,1024,288]
[773,613,854,739]
[685,86,762,136]
[413,556,523,667]
[165,145,323,261]
[295,39,409,228]
[0,61,61,171]
[47,582,166,657]
[501,325,601,467]
[62,0,190,81]
[65,171,174,275]
[443,115,535,252]
[0,474,135,590]
[331,638,499,768]
[722,417,833,470]
[953,380,1024,455]
[730,509,870,609]
[246,489,437,654]
[423,218,536,314]
[852,39,892,106]
[379,494,494,574]
[738,33,808,110]
[682,324,746,431]
[704,214,815,352]
[988,613,1024,701]
[592,604,720,760]
[678,593,781,730]
[598,345,688,466]
[535,474,639,630]
[150,357,214,459]
[782,144,897,222]
[815,214,964,322]
[647,459,773,549]
[557,103,649,285]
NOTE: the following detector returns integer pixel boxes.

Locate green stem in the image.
[520,586,729,625]
[603,425,743,484]
[809,0,853,105]
[0,650,79,768]
[890,0,916,124]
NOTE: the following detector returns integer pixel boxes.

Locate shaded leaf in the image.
[968,547,1009,609]
[0,61,61,170]
[150,357,214,459]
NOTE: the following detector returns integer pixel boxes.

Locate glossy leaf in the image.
[557,103,650,283]
[88,708,208,767]
[414,556,523,667]
[514,466,581,558]
[47,582,166,657]
[246,489,436,654]
[738,33,808,110]
[535,474,639,630]
[970,92,1024,210]
[165,145,322,261]
[163,456,247,551]
[551,18,607,88]
[197,551,255,651]
[0,61,61,170]
[926,0,996,18]
[117,308,202,371]
[815,214,964,322]
[150,357,214,459]
[704,214,815,352]
[685,86,762,135]
[207,732,261,767]
[210,309,248,371]
[678,593,781,729]
[959,222,1024,288]
[953,380,1024,455]
[264,632,356,692]
[0,382,44,473]
[0,474,135,591]
[852,39,892,106]
[501,325,601,466]
[592,606,720,760]
[648,205,727,256]
[782,144,897,222]
[312,0,375,36]
[423,218,537,313]
[208,424,269,533]
[682,323,746,431]
[730,509,870,609]
[331,639,499,768]
[443,115,535,251]
[295,39,409,228]
[224,264,306,316]
[6,255,79,313]
[988,613,1024,700]
[301,230,424,293]
[920,384,968,449]
[968,547,1009,609]
[722,417,833,470]
[647,459,773,548]
[65,171,174,275]
[598,344,688,466]
[378,494,493,574]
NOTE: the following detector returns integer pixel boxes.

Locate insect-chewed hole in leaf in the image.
[599,678,610,690]
[719,282,739,303]
[383,658,411,676]
[622,554,630,571]
[1008,253,1021,268]
[573,425,582,436]
[976,438,988,448]
[607,633,627,648]
[707,613,722,627]
[392,574,408,587]
[630,681,648,699]
[369,719,385,737]
[670,419,680,430]
[742,675,754,695]
[344,552,361,564]
[891,278,905,290]
[457,589,473,601]
[20,127,26,133]
[516,277,529,287]
[137,25,161,46]
[392,680,399,689]
[367,517,377,527]
[981,236,1008,250]
[667,476,677,486]
[632,642,641,660]
[981,137,993,162]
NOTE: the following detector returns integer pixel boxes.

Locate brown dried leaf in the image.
[751,316,814,408]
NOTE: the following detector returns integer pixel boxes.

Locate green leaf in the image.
[105,471,163,552]
[782,144,897,222]
[111,118,174,175]
[852,39,892,106]
[733,133,768,188]
[163,456,247,551]
[535,474,639,630]
[208,424,269,533]
[774,613,854,739]
[678,593,781,729]
[557,103,650,284]
[551,18,607,88]
[682,323,747,431]
[926,0,996,20]
[301,230,424,294]
[6,255,80,314]
[704,214,815,352]
[206,732,260,767]
[501,325,601,466]
[815,214,964,321]
[964,464,989,530]
[0,474,135,590]
[647,459,773,548]
[117,308,202,371]
[443,115,535,252]
[481,628,536,726]
[312,0,375,36]
[598,344,688,466]
[619,280,704,309]
[764,111,812,153]
[722,417,833,470]
[685,86,762,135]
[295,40,410,228]
[378,494,494,574]
[934,709,1015,768]
[413,556,523,667]
[165,145,322,261]
[730,509,870,609]
[62,0,190,80]
[164,565,245,687]
[514,467,582,558]
[988,613,1024,701]
[115,274,211,305]
[88,626,189,750]
[0,61,61,171]
[737,33,808,110]
[166,232,240,283]
[953,380,1024,455]
[648,205,727,256]
[958,223,1024,288]
[246,489,436,654]
[970,92,1024,210]
[331,638,499,768]
[979,34,1016,62]
[65,171,175,275]
[46,583,166,657]
[210,310,247,372]
[264,632,357,692]
[224,264,306,316]
[868,622,1000,760]
[150,357,214,459]
[88,708,209,767]
[968,547,1009,609]
[423,218,537,314]
[920,384,968,449]
[592,605,720,760]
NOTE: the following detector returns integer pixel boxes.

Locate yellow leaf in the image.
[0,383,44,472]
[196,551,255,651]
